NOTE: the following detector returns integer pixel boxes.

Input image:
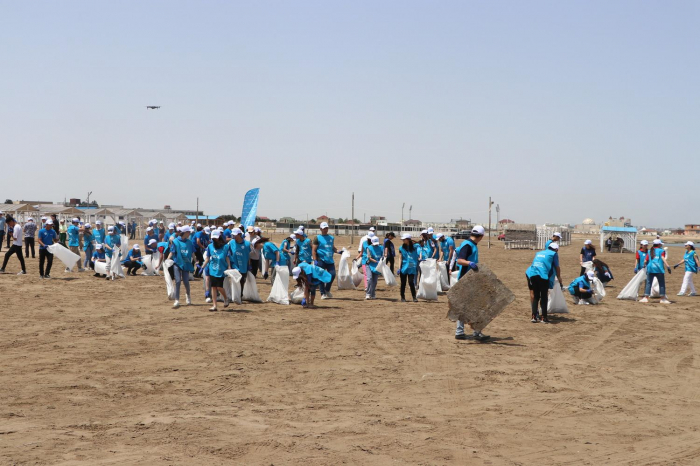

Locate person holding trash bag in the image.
[640,239,672,304]
[280,234,295,274]
[526,242,562,323]
[592,258,614,284]
[170,225,195,308]
[82,224,95,271]
[454,225,489,341]
[579,240,596,276]
[93,220,106,246]
[365,236,385,300]
[202,230,231,311]
[313,222,340,299]
[123,244,144,276]
[37,219,58,278]
[354,230,376,291]
[103,226,122,281]
[66,218,85,272]
[293,262,332,309]
[227,228,251,296]
[437,233,455,268]
[0,217,26,275]
[384,232,397,275]
[635,240,649,273]
[674,241,699,296]
[398,233,419,302]
[294,229,313,266]
[91,244,107,277]
[569,271,595,304]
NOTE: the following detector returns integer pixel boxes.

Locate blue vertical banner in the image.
[240,188,260,228]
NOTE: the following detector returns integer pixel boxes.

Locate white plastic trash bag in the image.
[618,268,647,300]
[591,277,605,301]
[650,277,661,298]
[337,249,355,290]
[224,269,243,304]
[242,272,262,302]
[261,255,268,277]
[438,261,451,292]
[377,258,397,287]
[94,260,108,276]
[450,269,460,284]
[120,235,129,259]
[351,259,363,288]
[290,286,304,304]
[547,278,569,313]
[109,247,126,278]
[141,253,159,276]
[417,259,439,301]
[163,259,175,300]
[582,261,594,273]
[267,266,290,305]
[47,244,80,271]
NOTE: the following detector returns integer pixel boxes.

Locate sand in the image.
[2,236,700,465]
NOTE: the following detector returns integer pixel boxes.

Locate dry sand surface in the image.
[2,236,700,465]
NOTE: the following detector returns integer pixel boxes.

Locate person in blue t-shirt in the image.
[192,224,206,278]
[262,239,283,282]
[93,220,106,246]
[227,228,251,295]
[544,232,562,250]
[66,218,86,272]
[398,233,419,302]
[365,237,385,299]
[454,226,489,341]
[674,241,699,296]
[82,224,96,271]
[293,262,332,308]
[579,240,597,276]
[295,230,313,265]
[37,220,58,278]
[202,230,231,311]
[280,234,295,274]
[123,244,144,276]
[569,271,595,304]
[436,233,455,267]
[144,227,159,253]
[170,225,195,308]
[640,239,672,304]
[525,243,562,323]
[312,222,341,299]
[91,243,107,277]
[103,226,122,281]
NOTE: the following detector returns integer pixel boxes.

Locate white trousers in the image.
[680,271,696,294]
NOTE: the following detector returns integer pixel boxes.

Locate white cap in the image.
[640,240,649,245]
[177,222,182,226]
[217,227,223,231]
[146,227,153,231]
[168,223,175,229]
[686,241,695,247]
[232,228,243,236]
[41,216,47,220]
[653,239,662,245]
[421,229,428,235]
[211,230,221,239]
[371,237,380,245]
[427,227,434,234]
[584,240,592,245]
[95,243,103,249]
[369,227,376,232]
[204,227,211,234]
[289,234,296,240]
[298,225,305,230]
[294,229,304,236]
[108,226,114,231]
[148,239,157,245]
[46,220,54,225]
[292,267,302,280]
[72,217,79,222]
[0,211,3,215]
[84,223,91,228]
[549,242,560,250]
[254,227,261,233]
[401,233,412,240]
[196,223,202,228]
[586,271,595,279]
[228,220,234,226]
[96,220,102,225]
[553,232,561,238]
[320,222,329,229]
[27,217,34,222]
[471,225,485,236]
[176,226,182,232]
[436,233,444,239]
[133,244,140,250]
[181,225,192,233]
[368,231,376,238]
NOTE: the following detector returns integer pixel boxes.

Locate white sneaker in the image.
[660,298,672,304]
[639,297,649,303]
[186,295,192,305]
[321,294,328,300]
[224,298,230,308]
[205,297,212,303]
[172,300,180,309]
[17,271,26,275]
[325,291,333,298]
[365,295,371,300]
[677,292,685,296]
[578,299,585,305]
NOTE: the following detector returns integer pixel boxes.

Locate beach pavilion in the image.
[600,226,638,253]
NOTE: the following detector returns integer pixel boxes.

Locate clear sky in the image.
[1,1,697,228]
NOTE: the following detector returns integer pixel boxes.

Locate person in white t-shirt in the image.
[0,217,27,275]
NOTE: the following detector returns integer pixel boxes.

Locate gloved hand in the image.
[301,298,307,307]
[468,262,479,272]
[634,266,638,273]
[667,267,672,274]
[314,260,319,267]
[674,264,679,269]
[263,272,269,280]
[560,284,564,291]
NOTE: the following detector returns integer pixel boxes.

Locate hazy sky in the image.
[1,1,698,227]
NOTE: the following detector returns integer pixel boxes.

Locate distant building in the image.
[575,218,600,234]
[404,219,422,227]
[279,217,296,224]
[455,219,471,229]
[604,216,632,228]
[316,215,330,223]
[370,215,386,224]
[685,224,700,235]
[498,218,515,224]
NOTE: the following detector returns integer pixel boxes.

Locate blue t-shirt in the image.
[399,243,420,275]
[297,238,313,263]
[38,228,57,250]
[94,228,106,244]
[440,237,455,261]
[581,246,596,262]
[82,233,95,251]
[207,243,229,278]
[223,228,232,240]
[314,235,335,264]
[457,240,479,279]
[125,248,142,263]
[171,238,195,272]
[228,240,251,273]
[105,234,121,258]
[647,247,666,274]
[92,249,106,261]
[367,244,384,274]
[298,262,332,285]
[67,225,80,247]
[280,239,292,265]
[526,249,559,280]
[568,275,591,295]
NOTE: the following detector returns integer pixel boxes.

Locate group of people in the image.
[634,239,698,303]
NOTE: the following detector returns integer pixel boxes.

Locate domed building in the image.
[583,218,595,225]
[575,218,599,233]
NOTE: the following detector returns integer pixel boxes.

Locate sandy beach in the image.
[2,236,699,465]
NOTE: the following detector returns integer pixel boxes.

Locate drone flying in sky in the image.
[146,106,160,110]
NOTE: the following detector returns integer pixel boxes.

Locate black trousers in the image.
[574,289,593,300]
[400,273,416,299]
[24,237,35,258]
[0,231,4,252]
[527,274,549,319]
[39,249,54,276]
[386,256,395,274]
[2,245,26,272]
[240,272,247,295]
[194,250,204,276]
[249,258,260,277]
[6,232,12,249]
[124,260,141,275]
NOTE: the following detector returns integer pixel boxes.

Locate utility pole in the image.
[488,197,494,249]
[401,202,405,233]
[196,197,199,225]
[496,204,500,225]
[351,192,355,245]
[86,191,92,205]
[409,205,412,221]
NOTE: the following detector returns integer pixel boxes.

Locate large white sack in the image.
[120,235,129,259]
[417,259,439,301]
[351,259,363,288]
[592,277,606,300]
[337,249,355,290]
[582,261,594,273]
[650,277,661,298]
[618,268,647,300]
[290,286,305,304]
[547,278,569,313]
[47,244,80,271]
[109,247,126,278]
[163,259,176,300]
[377,258,397,287]
[438,261,451,291]
[141,253,160,276]
[267,266,290,305]
[451,269,460,283]
[224,269,243,304]
[242,272,262,302]
[261,254,268,277]
[94,260,108,275]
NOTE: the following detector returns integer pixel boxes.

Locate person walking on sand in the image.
[365,236,384,300]
[38,220,58,278]
[526,242,562,323]
[0,217,27,275]
[66,218,85,272]
[635,240,649,273]
[202,230,231,311]
[674,241,699,297]
[227,228,251,296]
[103,226,121,281]
[384,232,397,275]
[640,239,672,304]
[454,226,489,341]
[170,225,195,309]
[355,229,376,291]
[82,224,95,271]
[398,233,419,302]
[23,218,37,259]
[313,222,340,299]
[579,240,596,276]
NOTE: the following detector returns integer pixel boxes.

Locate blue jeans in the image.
[84,245,94,269]
[318,261,336,294]
[645,272,666,297]
[367,271,379,298]
[174,266,191,301]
